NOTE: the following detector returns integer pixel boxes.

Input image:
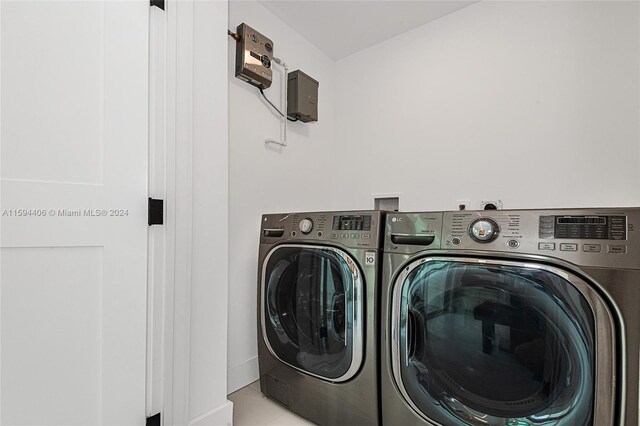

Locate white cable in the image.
[265,57,288,147]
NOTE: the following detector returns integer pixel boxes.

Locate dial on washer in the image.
[299,218,314,234]
[469,218,500,242]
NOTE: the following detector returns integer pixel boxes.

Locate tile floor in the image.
[228,380,316,425]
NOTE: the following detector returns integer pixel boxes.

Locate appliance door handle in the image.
[406,309,418,366]
[391,233,435,246]
[263,228,285,237]
[331,293,347,346]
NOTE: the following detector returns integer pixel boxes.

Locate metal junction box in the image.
[287,70,318,122]
[235,23,273,89]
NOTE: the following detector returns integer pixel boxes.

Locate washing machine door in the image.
[261,244,364,382]
[391,256,616,426]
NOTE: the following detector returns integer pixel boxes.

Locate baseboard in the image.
[227,356,259,394]
[188,400,233,426]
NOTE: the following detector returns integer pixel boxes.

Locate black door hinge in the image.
[150,0,164,10]
[146,413,161,426]
[148,198,164,226]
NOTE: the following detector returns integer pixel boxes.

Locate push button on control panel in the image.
[583,244,601,253]
[507,239,520,249]
[607,245,627,254]
[451,237,461,246]
[560,243,578,252]
[538,242,556,251]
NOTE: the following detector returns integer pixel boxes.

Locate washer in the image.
[258,211,384,425]
[381,208,639,426]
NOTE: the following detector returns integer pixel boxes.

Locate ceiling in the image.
[258,0,478,60]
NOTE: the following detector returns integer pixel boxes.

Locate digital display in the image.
[332,215,372,231]
[557,217,606,225]
[540,215,626,240]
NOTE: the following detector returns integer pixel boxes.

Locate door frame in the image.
[147,0,232,424]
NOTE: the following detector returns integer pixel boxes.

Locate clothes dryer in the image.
[381,208,639,425]
[258,211,384,425]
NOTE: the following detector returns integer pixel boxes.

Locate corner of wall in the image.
[227,356,259,394]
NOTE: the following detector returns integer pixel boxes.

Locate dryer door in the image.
[261,245,364,382]
[391,257,616,426]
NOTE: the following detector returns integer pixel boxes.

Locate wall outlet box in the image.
[374,196,399,211]
[235,23,273,89]
[287,70,319,122]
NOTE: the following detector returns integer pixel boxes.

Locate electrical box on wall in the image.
[235,23,273,89]
[287,70,319,122]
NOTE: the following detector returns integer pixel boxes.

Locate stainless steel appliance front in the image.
[258,210,384,426]
[382,207,640,426]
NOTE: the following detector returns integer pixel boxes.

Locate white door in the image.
[0,1,149,424]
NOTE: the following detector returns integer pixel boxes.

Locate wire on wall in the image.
[264,57,292,147]
[259,87,298,122]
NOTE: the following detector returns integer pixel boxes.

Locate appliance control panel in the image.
[260,211,383,249]
[443,211,523,248]
[539,215,626,240]
[332,215,372,231]
[440,208,640,269]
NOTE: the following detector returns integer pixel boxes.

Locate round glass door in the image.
[391,257,604,426]
[262,245,363,382]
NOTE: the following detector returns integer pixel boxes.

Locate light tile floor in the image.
[228,381,316,426]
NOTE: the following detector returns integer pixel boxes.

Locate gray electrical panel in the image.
[287,70,319,122]
[235,23,273,89]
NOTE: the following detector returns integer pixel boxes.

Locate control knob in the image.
[469,218,499,243]
[299,218,314,234]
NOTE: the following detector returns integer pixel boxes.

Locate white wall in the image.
[227,0,339,393]
[334,0,640,211]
